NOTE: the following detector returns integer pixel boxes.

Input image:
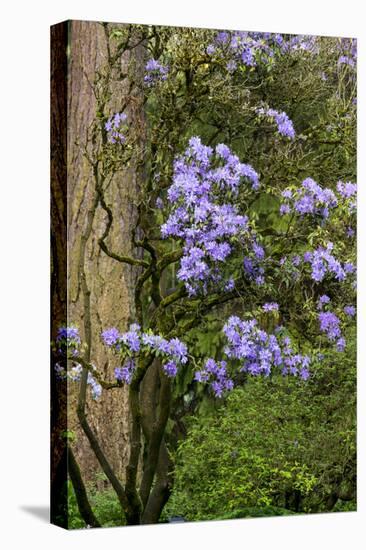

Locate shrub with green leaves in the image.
[165,339,356,521]
[67,480,125,529]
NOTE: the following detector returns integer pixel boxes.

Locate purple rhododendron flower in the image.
[262,302,279,312]
[105,112,127,144]
[344,305,356,317]
[302,245,349,283]
[195,358,233,397]
[87,373,102,400]
[115,359,135,385]
[317,295,331,309]
[224,278,235,291]
[219,316,311,381]
[144,58,169,86]
[337,181,357,199]
[257,107,295,139]
[163,361,178,377]
[102,327,121,346]
[279,178,340,220]
[161,137,261,295]
[300,367,310,380]
[318,311,342,341]
[336,337,346,352]
[280,204,291,215]
[207,31,318,75]
[57,326,81,344]
[103,325,188,383]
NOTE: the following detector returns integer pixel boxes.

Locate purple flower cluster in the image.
[316,296,355,352]
[243,254,265,286]
[317,294,330,309]
[337,38,357,68]
[262,302,279,312]
[280,178,338,218]
[336,181,357,199]
[280,34,318,54]
[54,326,102,399]
[102,324,188,382]
[54,362,82,382]
[87,372,102,400]
[338,56,355,67]
[194,358,234,398]
[207,31,317,73]
[101,327,120,346]
[105,112,128,144]
[278,248,356,295]
[256,107,295,139]
[161,137,261,295]
[56,325,80,358]
[121,323,141,352]
[224,278,235,291]
[303,242,350,283]
[115,358,135,384]
[222,316,311,380]
[344,305,356,317]
[208,31,258,70]
[318,311,343,349]
[56,326,81,343]
[163,360,179,377]
[55,362,102,400]
[144,58,169,87]
[155,197,164,209]
[336,181,357,214]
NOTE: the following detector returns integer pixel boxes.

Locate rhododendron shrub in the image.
[53,23,356,527]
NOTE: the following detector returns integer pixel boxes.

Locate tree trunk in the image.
[50,21,68,525]
[67,20,144,484]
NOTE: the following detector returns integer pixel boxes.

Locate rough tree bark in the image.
[67,20,144,483]
[50,21,68,525]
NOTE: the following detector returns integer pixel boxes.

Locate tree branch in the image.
[139,368,172,508]
[96,169,149,268]
[156,248,183,272]
[68,446,101,528]
[76,339,132,520]
[141,440,174,524]
[124,355,155,521]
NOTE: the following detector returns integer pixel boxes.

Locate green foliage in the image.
[67,481,85,529]
[202,506,296,522]
[165,341,356,521]
[68,25,356,526]
[67,479,126,529]
[61,430,76,442]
